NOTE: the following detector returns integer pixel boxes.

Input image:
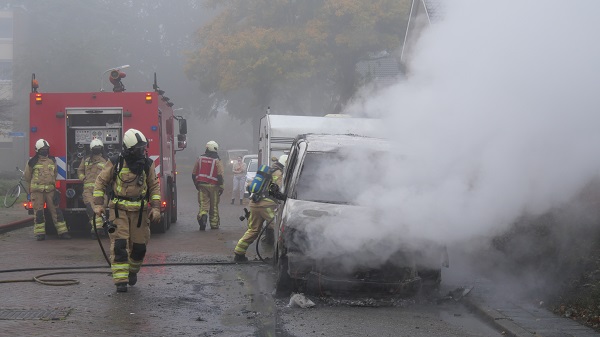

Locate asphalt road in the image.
[0,179,506,336]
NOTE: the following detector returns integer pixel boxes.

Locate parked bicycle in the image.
[4,167,28,208]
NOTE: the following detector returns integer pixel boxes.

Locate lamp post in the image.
[100,64,130,92]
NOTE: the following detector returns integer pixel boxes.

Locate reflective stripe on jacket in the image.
[24,156,57,192]
[93,159,161,211]
[195,156,219,184]
[77,154,106,189]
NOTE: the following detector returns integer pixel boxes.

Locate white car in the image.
[226,149,249,166]
[242,154,258,168]
[244,159,259,198]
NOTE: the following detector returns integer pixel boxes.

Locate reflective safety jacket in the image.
[92,158,160,211]
[77,154,107,191]
[24,155,57,193]
[193,155,224,185]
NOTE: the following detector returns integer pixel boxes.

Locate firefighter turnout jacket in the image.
[78,154,107,192]
[25,155,57,192]
[92,158,160,212]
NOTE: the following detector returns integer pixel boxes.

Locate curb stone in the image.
[462,296,536,337]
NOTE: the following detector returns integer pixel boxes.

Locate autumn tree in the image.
[185,0,410,122]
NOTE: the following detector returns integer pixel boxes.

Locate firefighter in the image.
[261,154,288,244]
[77,138,108,240]
[25,139,71,241]
[192,140,225,230]
[92,129,161,293]
[233,155,286,262]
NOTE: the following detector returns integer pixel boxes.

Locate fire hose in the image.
[0,213,267,286]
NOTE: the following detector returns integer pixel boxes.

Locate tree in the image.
[185,0,410,121]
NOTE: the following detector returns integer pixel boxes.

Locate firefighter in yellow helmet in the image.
[192,140,225,230]
[233,155,286,262]
[25,139,71,241]
[93,129,161,293]
[77,138,108,240]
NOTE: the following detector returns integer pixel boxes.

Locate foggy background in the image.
[2,0,253,168]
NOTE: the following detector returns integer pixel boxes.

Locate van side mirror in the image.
[177,134,187,150]
[178,119,187,135]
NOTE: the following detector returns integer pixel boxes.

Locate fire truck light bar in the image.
[35,93,42,104]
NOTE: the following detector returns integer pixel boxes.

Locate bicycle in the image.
[4,167,28,208]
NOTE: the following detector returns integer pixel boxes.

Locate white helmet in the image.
[123,128,147,150]
[278,154,288,166]
[206,140,218,152]
[35,139,50,152]
[90,138,104,149]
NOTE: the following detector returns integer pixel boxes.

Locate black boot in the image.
[59,232,72,240]
[197,214,207,230]
[128,272,137,286]
[116,282,128,293]
[90,232,97,240]
[234,254,248,263]
[35,234,45,241]
[231,198,235,204]
[239,199,243,205]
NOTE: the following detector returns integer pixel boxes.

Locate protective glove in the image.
[93,205,104,217]
[218,186,224,196]
[268,183,279,195]
[149,208,161,224]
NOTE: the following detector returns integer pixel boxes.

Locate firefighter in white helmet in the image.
[93,129,161,293]
[233,155,285,262]
[192,140,225,230]
[24,139,71,241]
[77,138,108,239]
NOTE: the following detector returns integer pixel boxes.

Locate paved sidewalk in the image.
[457,277,599,337]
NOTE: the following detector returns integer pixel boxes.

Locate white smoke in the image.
[318,0,600,256]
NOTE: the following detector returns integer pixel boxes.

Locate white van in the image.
[257,114,383,166]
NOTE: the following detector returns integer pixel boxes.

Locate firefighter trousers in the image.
[108,206,150,285]
[32,190,68,236]
[83,188,105,234]
[197,183,220,228]
[234,204,276,256]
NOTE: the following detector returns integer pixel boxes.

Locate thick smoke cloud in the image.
[305,0,600,262]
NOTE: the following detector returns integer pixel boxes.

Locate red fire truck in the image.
[26,71,187,234]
